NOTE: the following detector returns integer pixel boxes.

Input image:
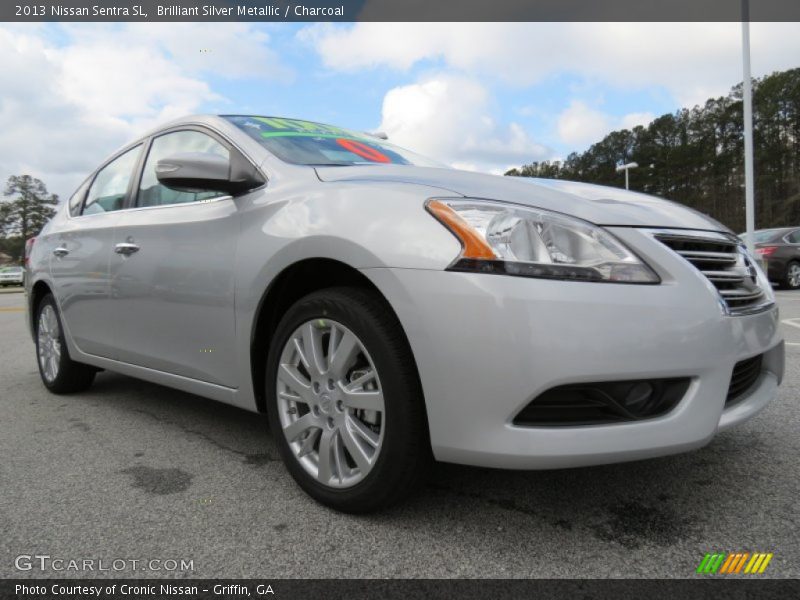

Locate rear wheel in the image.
[35,294,96,394]
[265,287,430,513]
[782,261,800,290]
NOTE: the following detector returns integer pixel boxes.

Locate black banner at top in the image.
[3,0,800,22]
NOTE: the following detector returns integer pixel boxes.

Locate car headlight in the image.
[427,198,660,283]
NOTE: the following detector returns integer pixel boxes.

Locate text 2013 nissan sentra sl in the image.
[26,115,784,512]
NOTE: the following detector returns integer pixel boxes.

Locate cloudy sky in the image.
[1,22,799,201]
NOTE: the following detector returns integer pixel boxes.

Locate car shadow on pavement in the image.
[85,371,276,463]
[402,426,771,552]
[81,369,772,555]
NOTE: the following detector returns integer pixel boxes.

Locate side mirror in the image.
[155,151,265,195]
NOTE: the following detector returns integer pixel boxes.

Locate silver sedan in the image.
[25,115,784,512]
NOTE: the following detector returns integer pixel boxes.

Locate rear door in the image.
[49,144,143,358]
[109,128,241,387]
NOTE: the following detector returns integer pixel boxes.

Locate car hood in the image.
[315,165,729,232]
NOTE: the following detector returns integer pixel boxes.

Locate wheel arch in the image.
[249,258,424,416]
[28,279,53,338]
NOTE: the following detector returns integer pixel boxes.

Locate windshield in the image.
[223,115,443,168]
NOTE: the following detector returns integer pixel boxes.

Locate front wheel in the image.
[35,294,96,394]
[265,287,430,513]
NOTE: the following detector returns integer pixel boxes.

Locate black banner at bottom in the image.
[2,579,799,600]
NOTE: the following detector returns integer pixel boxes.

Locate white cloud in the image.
[556,101,612,147]
[378,76,549,172]
[0,24,288,202]
[303,22,800,107]
[556,102,658,149]
[127,23,290,81]
[619,111,656,131]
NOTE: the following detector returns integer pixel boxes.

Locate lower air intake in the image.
[726,354,763,406]
[514,378,691,427]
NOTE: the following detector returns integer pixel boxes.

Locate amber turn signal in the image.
[426,200,496,260]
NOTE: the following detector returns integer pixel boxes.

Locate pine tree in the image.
[508,68,800,232]
[1,175,58,261]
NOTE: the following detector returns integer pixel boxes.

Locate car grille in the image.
[726,354,763,405]
[655,232,770,315]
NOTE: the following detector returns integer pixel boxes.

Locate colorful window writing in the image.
[223,115,442,168]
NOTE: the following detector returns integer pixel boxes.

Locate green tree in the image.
[508,67,800,232]
[1,175,58,262]
[0,200,12,235]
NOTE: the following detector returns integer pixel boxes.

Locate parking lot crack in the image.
[127,407,278,465]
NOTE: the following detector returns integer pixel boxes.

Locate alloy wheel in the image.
[789,264,800,288]
[37,304,62,383]
[276,318,385,488]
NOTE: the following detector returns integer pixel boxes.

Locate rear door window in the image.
[786,230,800,244]
[83,145,142,215]
[68,178,91,217]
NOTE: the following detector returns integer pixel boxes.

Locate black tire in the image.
[35,294,96,394]
[265,287,431,513]
[781,261,800,290]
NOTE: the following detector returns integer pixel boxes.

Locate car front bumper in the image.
[363,227,784,470]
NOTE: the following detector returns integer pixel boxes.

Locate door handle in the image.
[114,243,140,256]
[53,247,69,258]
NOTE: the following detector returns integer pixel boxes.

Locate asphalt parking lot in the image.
[1,287,798,579]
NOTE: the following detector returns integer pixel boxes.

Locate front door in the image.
[109,129,240,387]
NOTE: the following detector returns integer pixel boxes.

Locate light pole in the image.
[741,0,756,254]
[616,162,638,190]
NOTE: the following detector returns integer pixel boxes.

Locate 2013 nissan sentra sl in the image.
[25,115,784,512]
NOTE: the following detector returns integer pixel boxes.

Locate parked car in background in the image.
[739,228,800,289]
[0,265,24,287]
[24,237,36,268]
[25,115,784,512]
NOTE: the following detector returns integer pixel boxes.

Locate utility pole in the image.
[742,0,755,253]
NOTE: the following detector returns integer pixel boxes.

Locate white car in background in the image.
[25,115,784,512]
[0,265,24,287]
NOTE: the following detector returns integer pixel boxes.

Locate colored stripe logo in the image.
[697,552,773,574]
